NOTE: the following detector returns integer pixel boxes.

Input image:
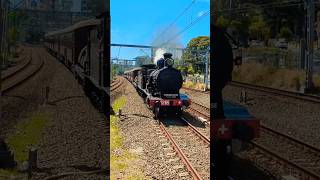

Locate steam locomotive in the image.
[124,53,191,118]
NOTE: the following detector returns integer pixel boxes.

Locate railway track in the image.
[1,50,44,94]
[158,117,210,180]
[187,101,210,124]
[191,102,320,179]
[182,87,210,94]
[229,81,320,104]
[110,77,124,92]
[249,126,320,179]
[184,81,320,104]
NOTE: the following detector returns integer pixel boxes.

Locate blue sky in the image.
[111,0,210,61]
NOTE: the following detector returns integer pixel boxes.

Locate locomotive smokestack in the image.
[163,53,172,59]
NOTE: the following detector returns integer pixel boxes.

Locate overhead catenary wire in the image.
[214,0,320,14]
[160,9,210,47]
[153,0,197,44]
[161,0,312,47]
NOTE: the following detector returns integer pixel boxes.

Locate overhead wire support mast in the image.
[0,0,8,119]
[305,0,315,92]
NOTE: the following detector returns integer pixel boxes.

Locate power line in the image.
[213,0,318,14]
[160,9,210,47]
[153,0,196,44]
[161,1,306,46]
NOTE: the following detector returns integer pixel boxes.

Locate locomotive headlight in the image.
[166,58,174,66]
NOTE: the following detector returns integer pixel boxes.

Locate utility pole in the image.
[304,0,315,93]
[0,1,3,58]
[0,0,6,124]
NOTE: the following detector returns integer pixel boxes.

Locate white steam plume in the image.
[153,48,167,64]
[151,25,184,64]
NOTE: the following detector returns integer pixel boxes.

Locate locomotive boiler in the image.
[147,53,183,99]
[124,53,191,119]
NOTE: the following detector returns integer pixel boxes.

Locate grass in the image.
[233,62,320,91]
[0,169,22,180]
[6,112,49,163]
[244,47,279,54]
[110,96,145,180]
[183,80,209,91]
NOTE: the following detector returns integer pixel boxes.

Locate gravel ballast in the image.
[183,84,320,149]
[33,48,108,180]
[223,85,320,149]
[118,79,196,179]
[0,47,108,179]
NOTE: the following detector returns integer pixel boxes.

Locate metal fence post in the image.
[28,148,38,178]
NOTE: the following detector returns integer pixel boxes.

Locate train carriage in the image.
[44,14,109,114]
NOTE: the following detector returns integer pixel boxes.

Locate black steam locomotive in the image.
[124,53,191,118]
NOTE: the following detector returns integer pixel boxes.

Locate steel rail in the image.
[181,117,210,144]
[2,52,44,94]
[159,122,203,180]
[251,141,320,180]
[1,55,29,81]
[229,81,320,104]
[110,77,124,92]
[187,95,320,179]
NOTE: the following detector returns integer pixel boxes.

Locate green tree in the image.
[249,15,270,41]
[216,16,230,29]
[111,64,120,79]
[182,36,209,74]
[187,65,195,75]
[278,26,293,41]
[7,10,29,53]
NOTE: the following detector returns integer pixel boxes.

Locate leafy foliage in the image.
[217,16,230,29]
[278,26,293,41]
[216,0,304,42]
[249,15,270,41]
[182,36,209,74]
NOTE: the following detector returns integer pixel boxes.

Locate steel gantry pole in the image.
[0,0,7,124]
[304,0,315,92]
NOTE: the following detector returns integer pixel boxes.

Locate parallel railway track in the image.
[110,77,124,92]
[184,81,320,104]
[249,126,320,180]
[187,101,210,124]
[1,50,44,94]
[229,81,320,104]
[187,93,320,179]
